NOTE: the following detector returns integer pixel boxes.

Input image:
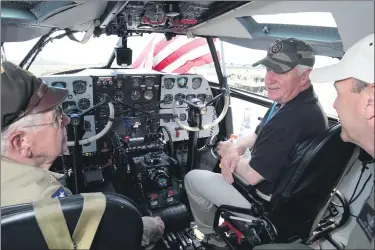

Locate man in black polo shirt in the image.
[184,38,328,247]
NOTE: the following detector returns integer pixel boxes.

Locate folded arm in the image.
[235,132,257,155]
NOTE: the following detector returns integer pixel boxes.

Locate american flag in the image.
[132,34,220,73]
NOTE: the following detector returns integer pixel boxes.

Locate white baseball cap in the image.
[310,33,374,83]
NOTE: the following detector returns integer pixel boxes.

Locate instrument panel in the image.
[42,75,97,154]
[160,75,213,109]
[42,68,219,152]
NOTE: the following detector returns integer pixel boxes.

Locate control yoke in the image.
[66,97,115,146]
[172,88,230,132]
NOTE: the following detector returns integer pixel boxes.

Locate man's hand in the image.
[217,141,240,183]
[141,216,165,247]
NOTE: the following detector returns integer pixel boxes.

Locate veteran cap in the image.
[1,61,68,128]
[252,38,315,74]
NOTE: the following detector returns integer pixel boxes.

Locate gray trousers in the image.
[184,169,252,234]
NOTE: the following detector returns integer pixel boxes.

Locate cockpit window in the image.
[252,12,337,27]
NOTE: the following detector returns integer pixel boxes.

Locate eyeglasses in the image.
[21,106,64,129]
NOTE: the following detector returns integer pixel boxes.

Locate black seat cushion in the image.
[1,193,143,250]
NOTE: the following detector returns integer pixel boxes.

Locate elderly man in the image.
[184,38,328,247]
[0,61,164,248]
[254,33,374,250]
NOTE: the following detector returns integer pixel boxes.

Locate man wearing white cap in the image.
[255,33,374,249]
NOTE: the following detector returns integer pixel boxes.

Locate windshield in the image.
[3,11,339,118]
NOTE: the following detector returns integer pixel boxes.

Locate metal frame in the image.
[206,37,233,137]
[19,28,56,68]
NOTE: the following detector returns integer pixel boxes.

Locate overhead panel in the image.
[192,1,374,53]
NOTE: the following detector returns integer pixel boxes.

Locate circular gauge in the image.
[179,113,187,121]
[73,80,87,94]
[192,77,202,89]
[131,90,141,100]
[114,91,125,102]
[51,81,66,89]
[197,94,206,102]
[163,94,173,104]
[98,93,109,102]
[177,77,188,88]
[206,95,213,102]
[144,90,154,100]
[84,121,91,132]
[186,94,196,101]
[145,77,155,87]
[132,77,143,88]
[78,98,90,110]
[164,78,175,89]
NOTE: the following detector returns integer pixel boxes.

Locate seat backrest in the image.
[268,124,358,242]
[1,193,143,250]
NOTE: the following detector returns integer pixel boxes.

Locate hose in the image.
[67,102,115,146]
[157,125,174,157]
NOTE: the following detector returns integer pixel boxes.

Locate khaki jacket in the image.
[1,157,72,207]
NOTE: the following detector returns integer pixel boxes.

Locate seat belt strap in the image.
[33,193,107,249]
[33,198,75,250]
[72,193,106,249]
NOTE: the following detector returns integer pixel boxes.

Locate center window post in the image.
[206,37,233,138]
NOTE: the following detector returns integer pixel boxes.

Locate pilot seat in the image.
[213,124,359,250]
[1,193,143,250]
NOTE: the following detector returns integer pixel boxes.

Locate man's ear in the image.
[301,69,312,87]
[9,130,32,158]
[365,83,375,120]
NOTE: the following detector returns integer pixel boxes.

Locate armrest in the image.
[232,173,265,213]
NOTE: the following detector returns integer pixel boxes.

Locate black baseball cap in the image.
[1,61,68,128]
[252,38,315,74]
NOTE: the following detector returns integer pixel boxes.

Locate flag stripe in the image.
[153,38,210,71]
[173,52,219,73]
[131,36,156,68]
[161,41,219,73]
[131,34,220,74]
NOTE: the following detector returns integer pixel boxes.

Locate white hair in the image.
[1,112,48,155]
[295,65,312,76]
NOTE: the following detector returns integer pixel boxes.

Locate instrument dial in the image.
[163,94,173,104]
[51,81,66,88]
[132,77,143,88]
[144,90,154,100]
[175,93,186,105]
[145,77,155,87]
[197,94,206,102]
[186,94,196,101]
[84,121,91,132]
[206,95,213,102]
[177,77,188,88]
[78,98,90,110]
[164,78,175,89]
[179,113,187,121]
[98,93,109,102]
[114,91,125,102]
[192,77,202,89]
[73,80,87,94]
[131,90,141,100]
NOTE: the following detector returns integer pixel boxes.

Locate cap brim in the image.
[310,62,350,83]
[31,86,68,114]
[252,57,292,74]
